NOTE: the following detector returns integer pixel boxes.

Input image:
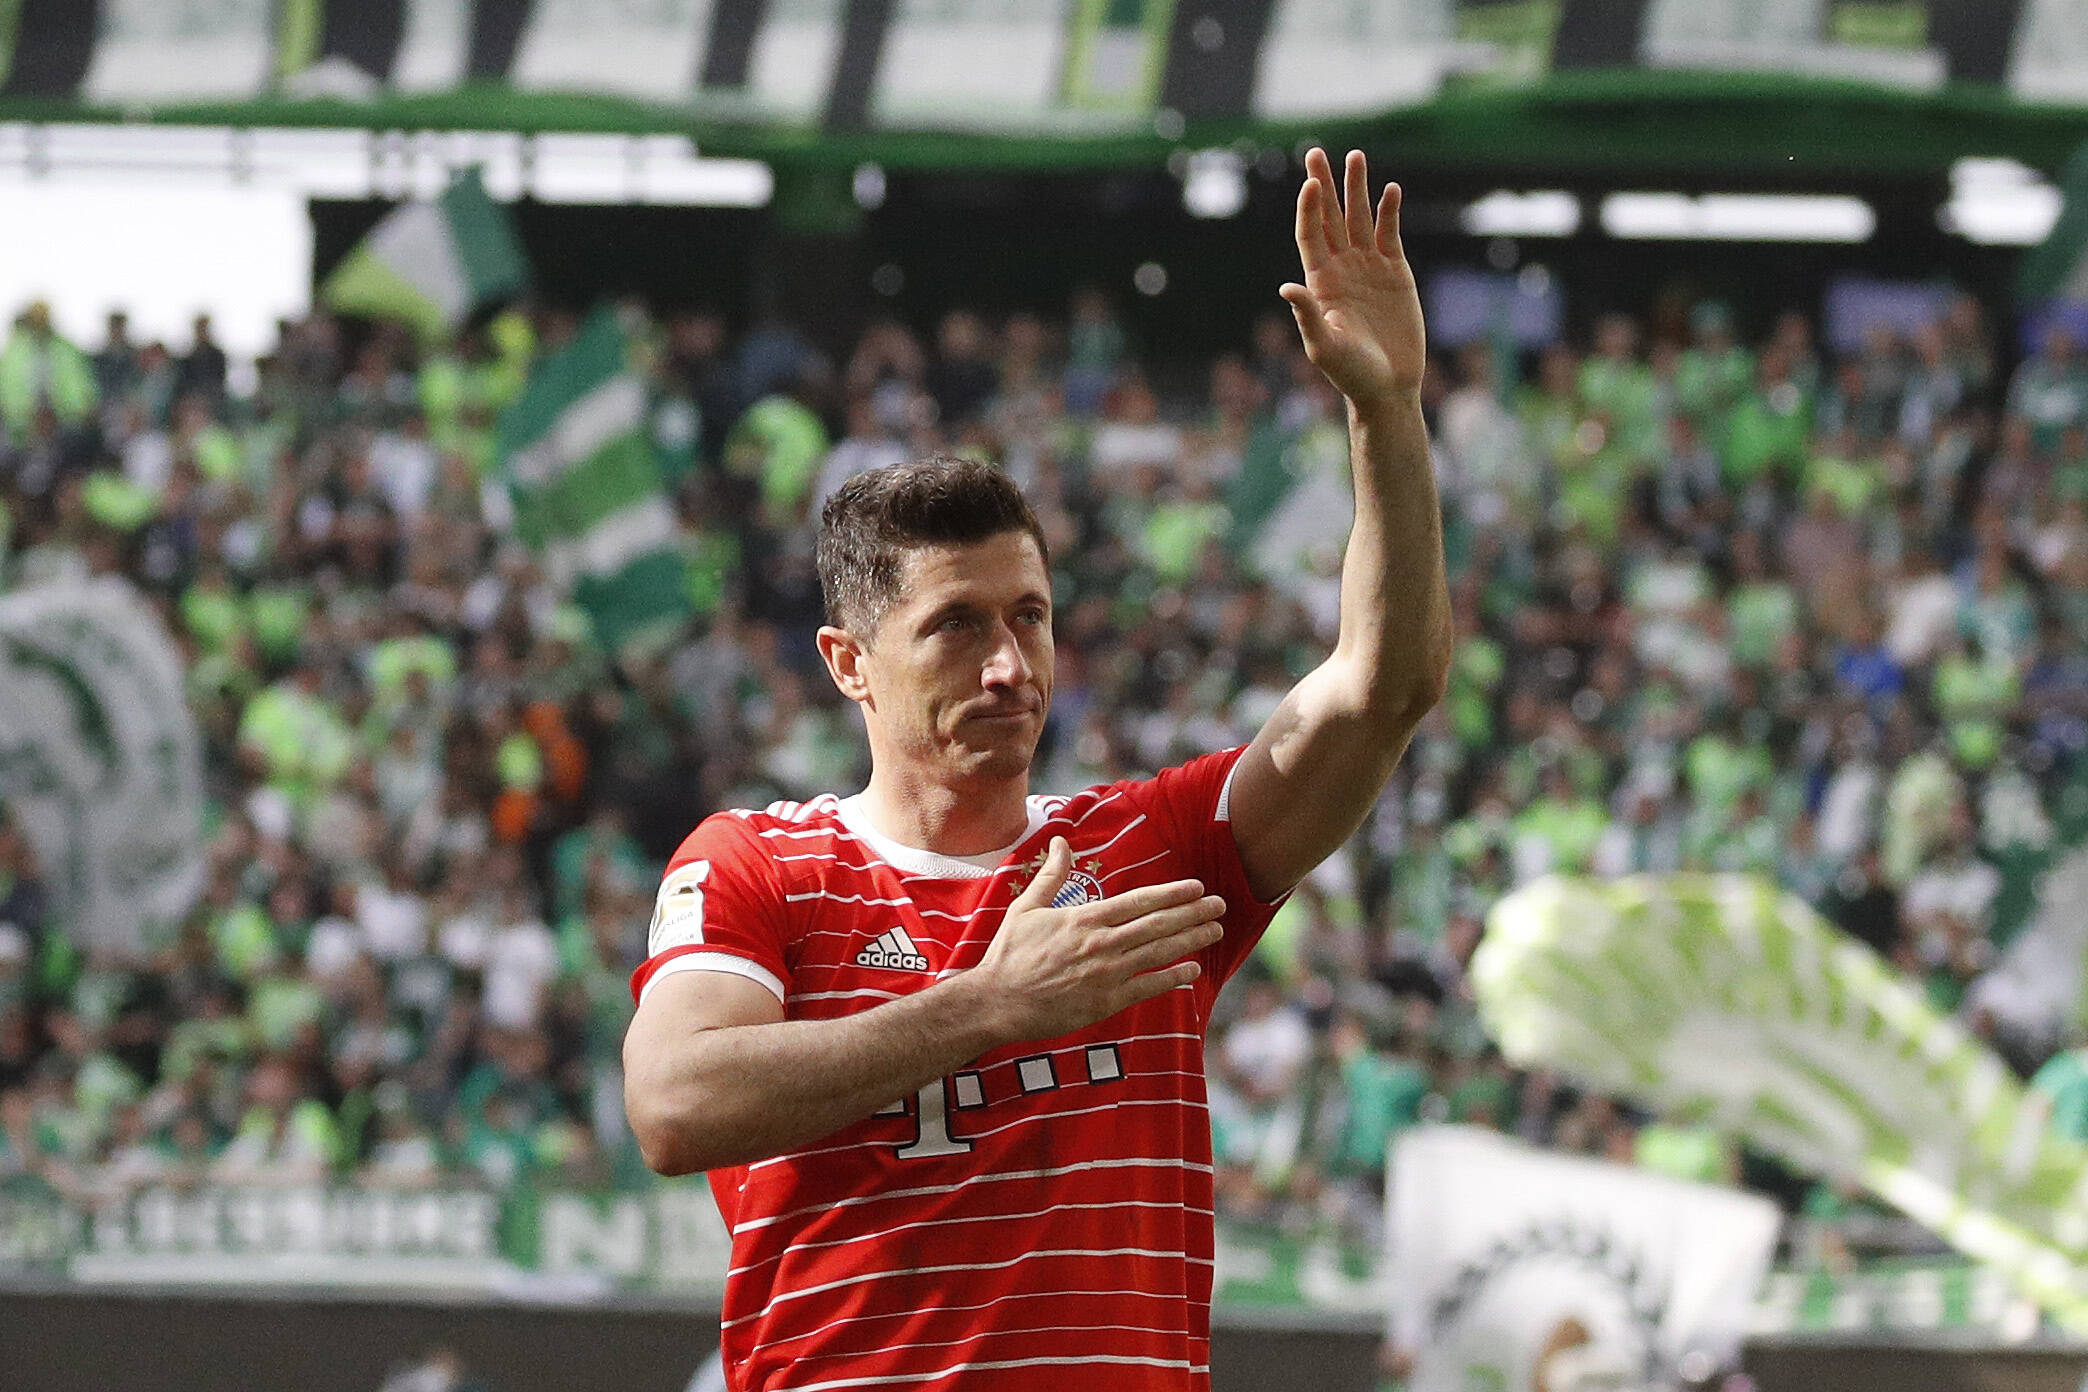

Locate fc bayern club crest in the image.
[1051,869,1104,909]
[1017,851,1107,907]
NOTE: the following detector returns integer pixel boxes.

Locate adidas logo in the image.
[855,927,931,973]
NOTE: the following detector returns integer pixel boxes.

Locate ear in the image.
[817,625,873,706]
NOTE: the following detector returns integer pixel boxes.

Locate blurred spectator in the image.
[1,301,96,444]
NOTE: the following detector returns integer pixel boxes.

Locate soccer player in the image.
[624,148,1451,1391]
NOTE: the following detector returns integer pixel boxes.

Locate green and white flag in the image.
[0,579,205,955]
[1472,874,2088,1334]
[2018,140,2088,305]
[497,308,688,653]
[321,168,529,343]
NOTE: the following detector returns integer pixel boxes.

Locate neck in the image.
[858,763,1031,858]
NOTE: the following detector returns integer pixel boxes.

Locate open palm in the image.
[1283,148,1427,407]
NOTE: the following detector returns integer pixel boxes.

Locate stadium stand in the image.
[0,280,2084,1279]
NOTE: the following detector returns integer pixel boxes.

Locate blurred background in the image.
[4,3,2088,1390]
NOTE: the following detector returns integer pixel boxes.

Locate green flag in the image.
[322,168,528,342]
[2018,141,2088,306]
[1472,874,2088,1334]
[498,308,687,653]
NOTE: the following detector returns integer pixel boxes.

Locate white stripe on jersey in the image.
[721,1245,1211,1329]
[759,825,860,842]
[731,1155,1213,1236]
[770,852,882,868]
[787,987,904,1004]
[783,890,971,921]
[787,1320,1202,1369]
[728,1198,1216,1279]
[748,1285,1195,1359]
[746,1092,1212,1172]
[743,1036,1208,1170]
[785,891,913,907]
[797,928,956,951]
[1098,849,1171,885]
[788,1353,1209,1391]
[1083,814,1149,856]
[1057,790,1126,826]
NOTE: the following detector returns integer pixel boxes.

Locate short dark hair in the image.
[816,458,1049,639]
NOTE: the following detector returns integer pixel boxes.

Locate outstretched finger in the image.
[1294,179,1327,273]
[1280,282,1334,360]
[1305,147,1344,251]
[1120,917,1224,974]
[1110,894,1226,948]
[1343,150,1373,252]
[1115,960,1202,1013]
[1089,877,1207,927]
[1374,180,1405,259]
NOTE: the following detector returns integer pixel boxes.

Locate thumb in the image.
[1280,283,1333,355]
[1014,836,1073,910]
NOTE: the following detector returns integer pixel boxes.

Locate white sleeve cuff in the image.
[639,952,788,1008]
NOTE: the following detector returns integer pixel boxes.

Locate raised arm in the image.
[1226,148,1453,902]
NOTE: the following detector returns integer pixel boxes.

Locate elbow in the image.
[625,1085,717,1177]
[636,1129,707,1179]
[1366,651,1452,729]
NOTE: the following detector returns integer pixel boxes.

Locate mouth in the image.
[961,700,1041,726]
[966,708,1036,723]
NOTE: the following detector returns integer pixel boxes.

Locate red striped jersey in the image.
[631,747,1282,1392]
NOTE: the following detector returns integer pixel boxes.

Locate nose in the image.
[982,619,1033,691]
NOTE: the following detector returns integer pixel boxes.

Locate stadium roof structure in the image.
[2,1,2087,177]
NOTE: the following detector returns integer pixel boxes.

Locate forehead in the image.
[890,531,1051,614]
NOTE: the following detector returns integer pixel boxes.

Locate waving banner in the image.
[1472,874,2088,1333]
[0,579,204,955]
[1389,1126,1779,1392]
[0,1,2084,168]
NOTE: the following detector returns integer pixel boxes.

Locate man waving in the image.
[624,148,1451,1392]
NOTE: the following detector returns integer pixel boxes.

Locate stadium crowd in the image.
[0,273,2084,1264]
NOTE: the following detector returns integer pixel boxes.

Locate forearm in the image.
[1332,393,1453,710]
[627,973,1007,1174]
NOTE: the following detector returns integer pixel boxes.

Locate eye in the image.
[937,615,969,635]
[1019,608,1047,627]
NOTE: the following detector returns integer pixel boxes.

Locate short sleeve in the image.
[1114,746,1287,1004]
[630,813,792,1008]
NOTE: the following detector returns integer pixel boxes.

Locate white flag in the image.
[0,579,205,954]
[1389,1126,1780,1392]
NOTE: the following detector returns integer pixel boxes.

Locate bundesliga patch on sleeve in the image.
[649,860,711,953]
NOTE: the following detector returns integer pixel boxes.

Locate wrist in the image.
[928,971,1018,1055]
[1347,389,1423,427]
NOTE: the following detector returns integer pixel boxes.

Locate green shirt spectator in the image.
[1676,302,1754,438]
[1728,579,1800,669]
[1636,1122,1734,1185]
[1724,377,1812,486]
[1512,783,1608,876]
[2005,329,2088,452]
[1324,1036,1429,1178]
[2032,1048,2088,1144]
[1933,644,2020,770]
[249,971,327,1051]
[726,394,829,527]
[246,585,312,667]
[238,677,356,810]
[1444,630,1504,748]
[1142,497,1228,585]
[0,303,96,441]
[1577,355,1662,471]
